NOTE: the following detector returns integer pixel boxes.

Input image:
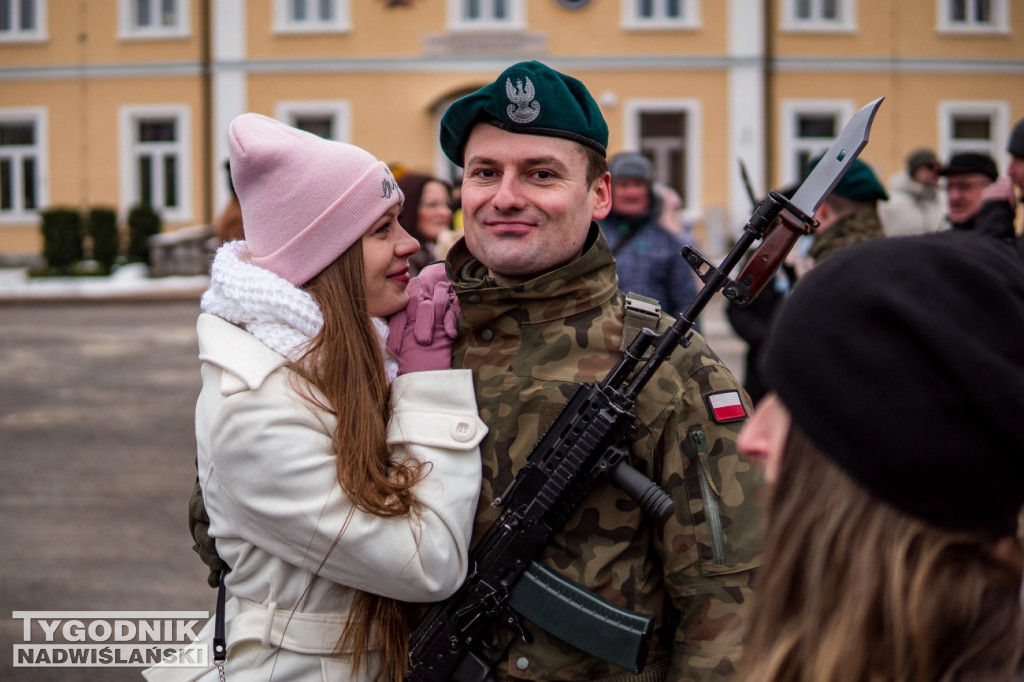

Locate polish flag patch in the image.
[705,390,748,423]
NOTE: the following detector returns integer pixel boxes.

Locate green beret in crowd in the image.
[807,155,889,202]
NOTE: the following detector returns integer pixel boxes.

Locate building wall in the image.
[1,0,1022,260]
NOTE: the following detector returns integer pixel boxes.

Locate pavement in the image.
[0,299,212,681]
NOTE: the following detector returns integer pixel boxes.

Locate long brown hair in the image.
[291,242,425,680]
[737,426,1024,682]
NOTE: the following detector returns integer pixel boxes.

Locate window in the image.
[624,99,702,224]
[622,0,700,30]
[937,0,1009,33]
[119,106,192,222]
[447,0,525,30]
[0,109,47,223]
[0,0,46,42]
[781,0,856,32]
[939,101,1009,159]
[274,0,350,34]
[118,0,189,39]
[274,102,351,143]
[781,100,855,185]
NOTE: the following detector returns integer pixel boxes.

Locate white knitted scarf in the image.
[201,241,397,381]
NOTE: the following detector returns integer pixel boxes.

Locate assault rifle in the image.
[407,97,884,682]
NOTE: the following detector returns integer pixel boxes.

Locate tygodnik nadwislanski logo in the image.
[13,611,208,668]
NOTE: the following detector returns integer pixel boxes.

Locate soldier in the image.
[192,61,763,681]
[423,60,762,681]
[805,156,888,267]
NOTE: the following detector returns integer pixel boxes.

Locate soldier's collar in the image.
[446,224,618,324]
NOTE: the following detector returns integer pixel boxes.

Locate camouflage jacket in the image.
[809,209,885,264]
[444,226,764,682]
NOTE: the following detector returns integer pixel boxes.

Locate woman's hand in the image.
[387,263,460,374]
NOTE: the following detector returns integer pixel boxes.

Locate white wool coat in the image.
[144,314,485,682]
[879,171,946,237]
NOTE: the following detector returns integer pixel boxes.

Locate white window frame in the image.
[780,0,857,33]
[780,99,855,186]
[273,0,351,34]
[118,0,190,40]
[119,105,192,223]
[447,0,525,31]
[623,98,703,226]
[621,0,701,31]
[938,100,1009,161]
[0,107,48,224]
[936,0,1009,34]
[0,0,46,43]
[274,101,352,143]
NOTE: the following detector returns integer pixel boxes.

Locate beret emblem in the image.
[505,76,540,124]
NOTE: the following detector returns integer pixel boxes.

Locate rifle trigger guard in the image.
[501,607,533,645]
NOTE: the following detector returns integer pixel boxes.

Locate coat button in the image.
[468,294,482,303]
[480,329,494,341]
[516,657,530,671]
[451,420,476,442]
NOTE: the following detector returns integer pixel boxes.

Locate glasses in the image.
[941,179,991,193]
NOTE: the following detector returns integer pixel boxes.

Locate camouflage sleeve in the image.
[188,475,228,588]
[653,337,764,681]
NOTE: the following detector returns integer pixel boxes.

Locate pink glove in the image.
[387,263,461,375]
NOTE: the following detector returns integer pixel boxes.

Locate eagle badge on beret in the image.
[505,76,540,124]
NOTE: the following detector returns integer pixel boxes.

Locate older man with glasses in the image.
[940,152,1002,235]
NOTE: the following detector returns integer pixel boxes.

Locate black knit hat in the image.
[1008,117,1024,158]
[440,61,608,165]
[762,231,1024,534]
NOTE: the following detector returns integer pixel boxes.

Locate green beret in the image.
[440,61,608,165]
[807,156,888,202]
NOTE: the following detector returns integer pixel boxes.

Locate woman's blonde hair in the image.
[737,425,1024,682]
[291,242,425,681]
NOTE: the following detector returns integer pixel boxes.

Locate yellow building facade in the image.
[1,0,1022,260]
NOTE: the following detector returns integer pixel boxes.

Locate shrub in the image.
[126,204,162,264]
[40,208,84,271]
[86,207,120,272]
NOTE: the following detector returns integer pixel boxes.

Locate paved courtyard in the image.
[0,301,212,681]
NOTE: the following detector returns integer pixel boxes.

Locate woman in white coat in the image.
[145,113,485,682]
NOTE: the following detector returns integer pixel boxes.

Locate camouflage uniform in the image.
[445,225,763,681]
[808,209,885,264]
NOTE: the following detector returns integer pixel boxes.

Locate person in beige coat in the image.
[145,113,485,682]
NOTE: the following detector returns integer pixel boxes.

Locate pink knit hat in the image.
[228,113,403,286]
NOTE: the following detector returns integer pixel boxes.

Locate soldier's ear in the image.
[591,171,612,221]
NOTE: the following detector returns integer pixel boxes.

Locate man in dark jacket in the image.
[941,152,1003,236]
[598,152,698,318]
[974,119,1024,257]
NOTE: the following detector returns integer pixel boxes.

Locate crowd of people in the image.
[159,61,1024,682]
